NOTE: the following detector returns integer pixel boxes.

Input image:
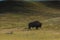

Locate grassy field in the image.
[0,2,60,40]
[0,29,60,40]
[0,13,59,40]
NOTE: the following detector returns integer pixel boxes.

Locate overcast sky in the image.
[0,0,3,1]
[0,0,5,1]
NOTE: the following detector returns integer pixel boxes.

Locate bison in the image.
[28,21,42,30]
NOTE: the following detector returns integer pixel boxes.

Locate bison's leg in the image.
[28,26,31,29]
[36,27,39,30]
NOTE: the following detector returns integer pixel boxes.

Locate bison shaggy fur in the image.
[28,21,42,30]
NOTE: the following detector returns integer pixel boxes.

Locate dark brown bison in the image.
[28,21,42,30]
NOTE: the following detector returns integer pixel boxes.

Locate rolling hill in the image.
[0,1,60,40]
[0,1,60,29]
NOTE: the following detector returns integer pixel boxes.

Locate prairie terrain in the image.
[0,1,60,40]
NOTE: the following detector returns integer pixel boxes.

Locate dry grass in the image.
[0,13,59,40]
[0,2,60,40]
[0,29,60,40]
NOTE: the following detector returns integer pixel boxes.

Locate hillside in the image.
[0,1,60,29]
[0,1,60,40]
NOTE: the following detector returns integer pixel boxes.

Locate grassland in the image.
[0,13,59,40]
[0,2,60,40]
[0,29,60,40]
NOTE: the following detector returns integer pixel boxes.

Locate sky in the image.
[0,0,6,1]
[0,0,3,1]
